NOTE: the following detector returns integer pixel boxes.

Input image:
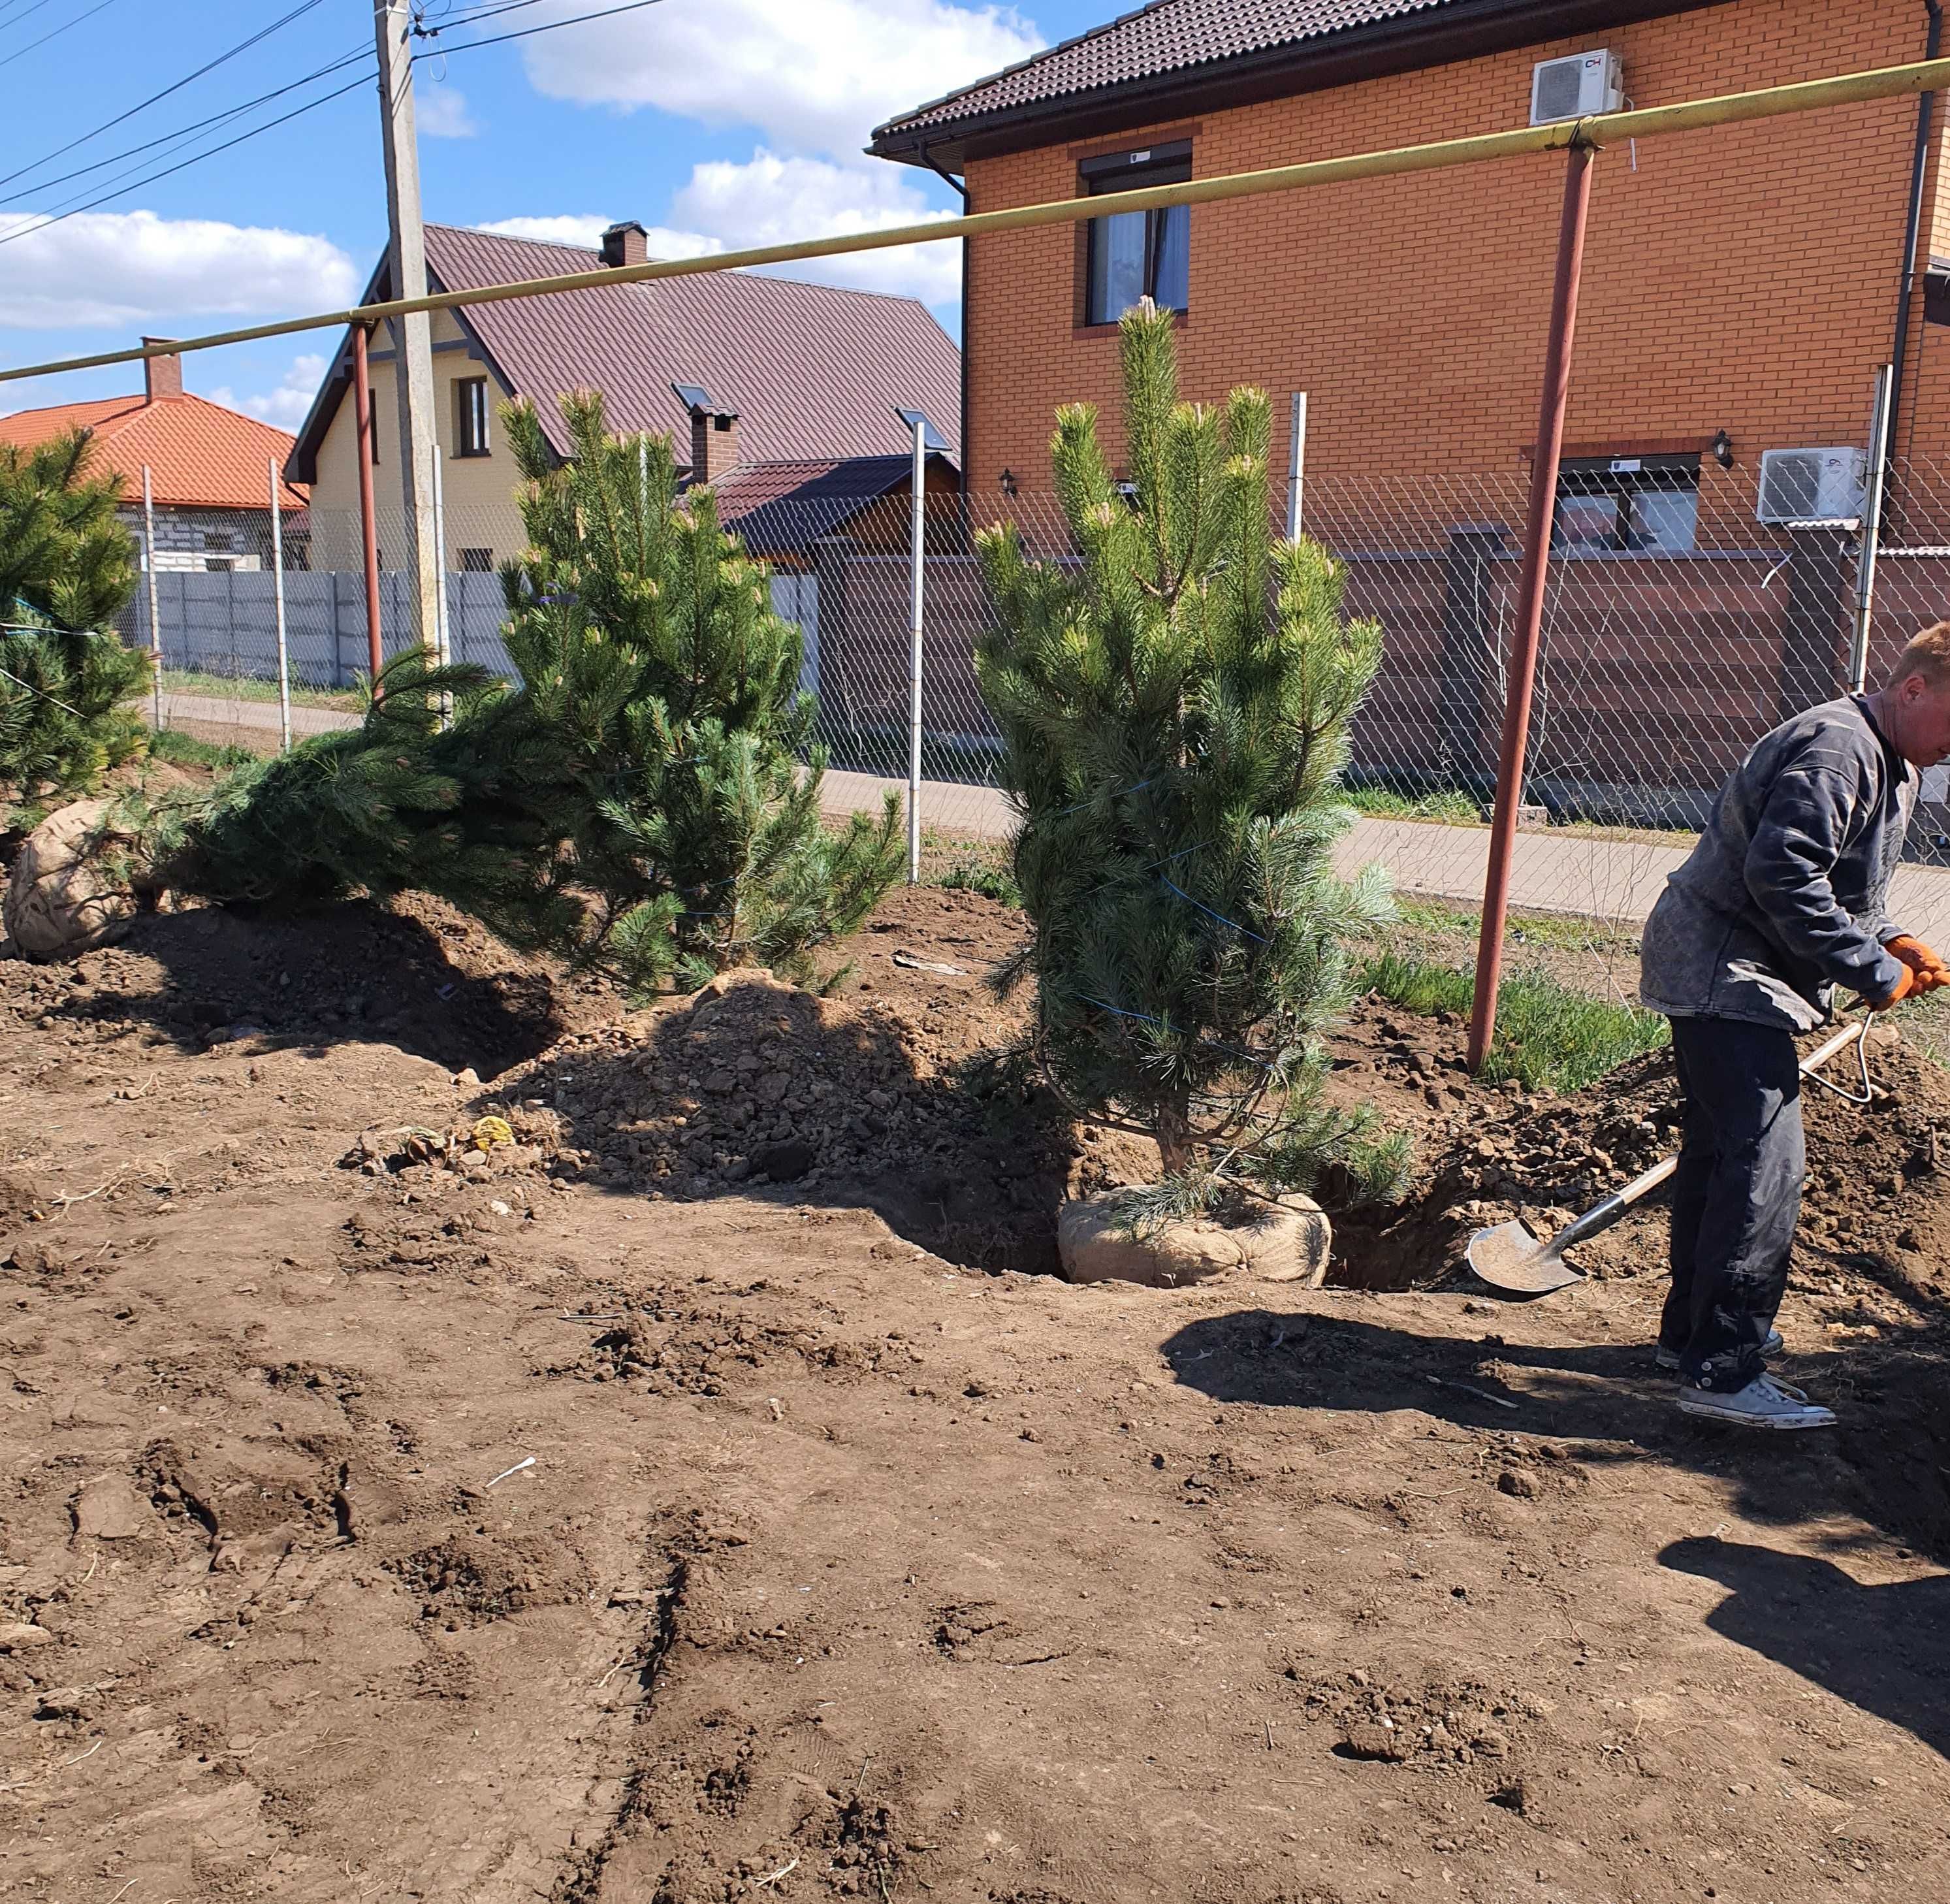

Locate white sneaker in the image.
[1677,1372,1836,1431]
[1657,1329,1782,1371]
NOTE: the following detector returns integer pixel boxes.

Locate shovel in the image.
[1465,1017,1871,1299]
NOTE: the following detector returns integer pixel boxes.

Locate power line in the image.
[0,68,372,250]
[410,0,552,36]
[0,0,330,196]
[424,0,665,59]
[0,0,67,35]
[0,0,123,71]
[0,41,372,209]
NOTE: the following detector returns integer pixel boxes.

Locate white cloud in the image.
[204,353,328,432]
[417,82,480,138]
[667,150,958,306]
[518,0,1040,157]
[0,210,359,330]
[472,214,724,259]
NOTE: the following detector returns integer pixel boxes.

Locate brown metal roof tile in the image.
[423,225,960,466]
[875,0,1453,142]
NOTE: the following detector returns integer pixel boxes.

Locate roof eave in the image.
[869,0,1721,170]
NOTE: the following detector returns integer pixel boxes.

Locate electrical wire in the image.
[0,0,330,195]
[410,0,552,36]
[0,0,67,35]
[0,40,372,209]
[0,68,372,250]
[0,0,123,71]
[423,0,664,59]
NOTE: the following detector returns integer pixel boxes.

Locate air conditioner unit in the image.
[1755,447,1868,526]
[1530,50,1623,125]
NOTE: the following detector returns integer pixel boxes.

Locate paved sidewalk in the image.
[155,700,1950,936]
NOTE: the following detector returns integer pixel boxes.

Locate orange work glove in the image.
[1870,964,1918,1012]
[1886,935,1949,986]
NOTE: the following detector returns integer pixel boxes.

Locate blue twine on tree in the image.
[1157,875,1268,943]
[1051,775,1156,819]
[1075,994,1276,1072]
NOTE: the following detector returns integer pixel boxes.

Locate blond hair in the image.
[1888,621,1950,692]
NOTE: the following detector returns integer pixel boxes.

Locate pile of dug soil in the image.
[1336,1024,1950,1300]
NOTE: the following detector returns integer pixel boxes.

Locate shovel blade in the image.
[1465,1218,1586,1298]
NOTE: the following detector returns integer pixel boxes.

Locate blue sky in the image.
[0,0,1111,423]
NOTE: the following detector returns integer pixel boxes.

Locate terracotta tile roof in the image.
[0,389,306,511]
[712,453,953,556]
[873,0,1457,144]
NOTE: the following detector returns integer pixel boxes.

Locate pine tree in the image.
[493,389,903,990]
[0,432,150,824]
[976,300,1408,1215]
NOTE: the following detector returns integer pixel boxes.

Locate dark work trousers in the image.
[1661,1014,1806,1394]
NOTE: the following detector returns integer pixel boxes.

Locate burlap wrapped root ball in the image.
[2,798,142,960]
[1058,1191,1332,1289]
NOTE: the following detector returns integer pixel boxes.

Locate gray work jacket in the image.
[1640,696,1917,1031]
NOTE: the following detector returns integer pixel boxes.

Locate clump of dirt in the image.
[385,1531,592,1628]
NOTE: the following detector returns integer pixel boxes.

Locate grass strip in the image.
[1362,948,1669,1092]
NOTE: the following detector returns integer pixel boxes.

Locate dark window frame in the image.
[459,546,494,572]
[1552,451,1702,557]
[455,376,491,457]
[1077,140,1192,331]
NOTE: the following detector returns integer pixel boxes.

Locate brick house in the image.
[0,342,307,572]
[871,0,1950,822]
[286,223,961,575]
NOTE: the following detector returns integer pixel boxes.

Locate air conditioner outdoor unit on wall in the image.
[1755,447,1869,526]
[1530,50,1623,125]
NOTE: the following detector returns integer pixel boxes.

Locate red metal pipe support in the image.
[1467,142,1595,1073]
[353,322,385,696]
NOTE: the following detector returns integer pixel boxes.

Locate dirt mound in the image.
[0,889,613,1075]
[1337,1025,1950,1298]
[487,892,1143,1272]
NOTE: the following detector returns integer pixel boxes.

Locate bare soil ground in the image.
[6,884,1950,1904]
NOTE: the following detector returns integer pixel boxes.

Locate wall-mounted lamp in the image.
[1711,428,1734,470]
[998,467,1018,497]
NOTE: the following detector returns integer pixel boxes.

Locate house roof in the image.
[871,0,1713,165]
[288,225,961,483]
[712,451,957,557]
[0,390,306,511]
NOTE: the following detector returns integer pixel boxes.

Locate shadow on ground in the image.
[1160,1306,1950,1566]
[1661,1537,1950,1762]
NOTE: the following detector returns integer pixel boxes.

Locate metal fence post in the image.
[1285,392,1308,542]
[1467,141,1595,1074]
[907,411,926,882]
[431,453,452,728]
[1849,363,1896,694]
[355,323,385,696]
[268,455,291,751]
[141,464,162,731]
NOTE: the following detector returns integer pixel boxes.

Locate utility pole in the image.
[372,0,441,654]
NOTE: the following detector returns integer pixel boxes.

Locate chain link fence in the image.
[116,460,1950,998]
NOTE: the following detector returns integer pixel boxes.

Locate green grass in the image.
[936,856,1022,907]
[1361,948,1669,1092]
[148,728,259,771]
[1344,785,1482,825]
[161,667,362,711]
[1394,896,1640,957]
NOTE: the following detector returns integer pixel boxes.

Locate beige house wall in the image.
[305,308,526,571]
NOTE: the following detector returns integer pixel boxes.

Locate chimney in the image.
[599,220,648,268]
[142,338,182,403]
[689,406,741,486]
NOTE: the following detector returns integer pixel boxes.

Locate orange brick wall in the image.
[963,0,1949,514]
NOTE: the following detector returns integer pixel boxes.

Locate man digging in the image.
[1640,622,1950,1428]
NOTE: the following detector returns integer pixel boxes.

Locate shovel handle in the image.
[1555,1016,1864,1254]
